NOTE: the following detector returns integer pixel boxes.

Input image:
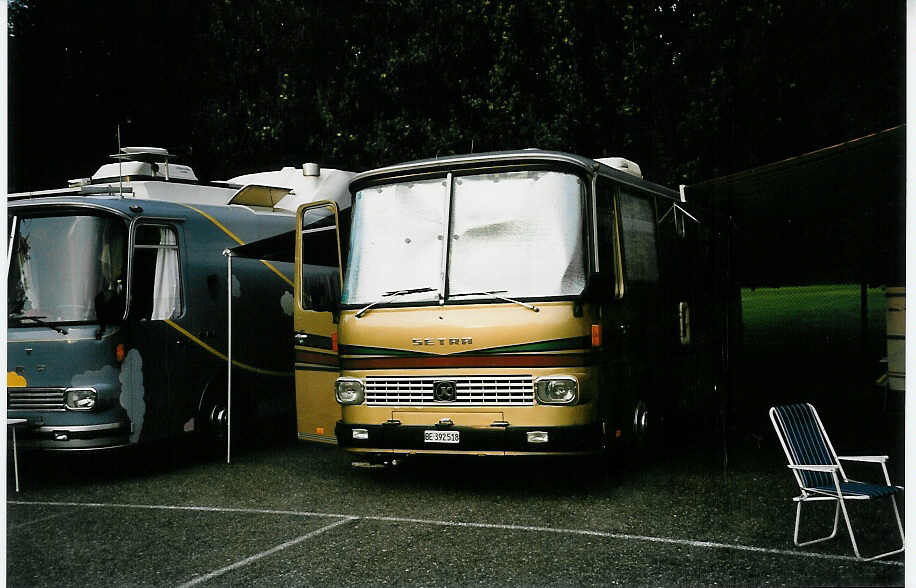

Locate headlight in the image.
[335,378,365,405]
[65,388,97,411]
[534,376,578,405]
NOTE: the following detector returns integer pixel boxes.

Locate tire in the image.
[197,373,229,441]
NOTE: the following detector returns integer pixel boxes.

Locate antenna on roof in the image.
[117,125,123,198]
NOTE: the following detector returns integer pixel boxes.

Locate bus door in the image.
[596,179,663,446]
[294,201,343,443]
[656,196,700,416]
[126,221,187,442]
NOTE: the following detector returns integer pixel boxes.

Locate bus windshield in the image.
[8,214,128,324]
[342,170,586,305]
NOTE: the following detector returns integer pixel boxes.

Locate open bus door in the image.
[294,201,343,443]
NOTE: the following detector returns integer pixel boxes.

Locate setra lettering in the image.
[411,337,473,346]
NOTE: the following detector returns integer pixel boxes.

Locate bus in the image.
[293,149,731,462]
[7,147,353,450]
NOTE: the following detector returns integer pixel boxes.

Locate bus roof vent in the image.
[594,157,642,178]
[90,146,199,183]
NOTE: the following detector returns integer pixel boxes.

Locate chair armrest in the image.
[837,455,889,463]
[788,464,839,472]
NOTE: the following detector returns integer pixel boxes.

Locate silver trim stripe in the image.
[8,388,66,411]
[365,375,534,406]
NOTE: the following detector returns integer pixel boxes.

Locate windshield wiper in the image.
[355,287,437,318]
[449,290,540,313]
[9,314,69,335]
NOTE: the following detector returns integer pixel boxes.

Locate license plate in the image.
[424,430,460,444]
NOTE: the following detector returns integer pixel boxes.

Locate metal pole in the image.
[12,423,19,493]
[225,251,233,464]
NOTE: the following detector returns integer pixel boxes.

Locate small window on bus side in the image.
[618,190,659,284]
[131,225,182,320]
[595,179,623,298]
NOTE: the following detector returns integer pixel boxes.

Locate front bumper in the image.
[335,421,602,456]
[10,418,131,450]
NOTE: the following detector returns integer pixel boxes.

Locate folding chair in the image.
[769,403,904,561]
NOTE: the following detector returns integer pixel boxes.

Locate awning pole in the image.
[223,249,233,464]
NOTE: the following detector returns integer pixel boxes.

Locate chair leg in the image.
[890,495,905,544]
[794,500,840,547]
[837,495,906,561]
[836,494,862,558]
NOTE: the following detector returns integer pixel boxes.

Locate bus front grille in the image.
[365,375,534,406]
[8,388,66,411]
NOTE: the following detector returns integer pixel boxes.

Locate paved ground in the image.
[6,437,905,586]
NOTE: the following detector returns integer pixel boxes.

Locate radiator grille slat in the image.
[366,375,533,406]
[8,388,66,411]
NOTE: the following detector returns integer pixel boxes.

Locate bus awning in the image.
[686,126,904,287]
[227,230,295,263]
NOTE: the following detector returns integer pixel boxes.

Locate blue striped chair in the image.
[769,403,904,560]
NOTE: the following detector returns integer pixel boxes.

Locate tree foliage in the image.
[8,0,904,191]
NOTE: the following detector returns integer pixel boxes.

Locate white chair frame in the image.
[769,403,904,561]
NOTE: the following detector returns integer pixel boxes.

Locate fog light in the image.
[65,388,97,411]
[527,431,549,444]
[352,428,369,440]
[335,378,365,405]
[534,376,578,405]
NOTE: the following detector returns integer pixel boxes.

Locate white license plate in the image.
[424,430,460,444]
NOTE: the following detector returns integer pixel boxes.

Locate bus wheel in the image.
[632,400,650,445]
[632,398,666,455]
[207,404,229,436]
[197,374,228,442]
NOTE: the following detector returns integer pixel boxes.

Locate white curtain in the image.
[151,228,180,320]
[17,246,38,314]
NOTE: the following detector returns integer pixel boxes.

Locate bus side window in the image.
[300,208,341,312]
[301,264,340,312]
[596,179,622,298]
[618,190,659,284]
[131,225,182,320]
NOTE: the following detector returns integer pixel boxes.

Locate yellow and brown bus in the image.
[293,150,730,460]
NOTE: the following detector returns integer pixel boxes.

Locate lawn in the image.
[741,284,887,346]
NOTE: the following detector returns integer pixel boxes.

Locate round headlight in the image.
[535,377,578,405]
[65,388,97,411]
[335,378,365,405]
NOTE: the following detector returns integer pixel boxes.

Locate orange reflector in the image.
[332,332,338,352]
[115,343,126,363]
[316,427,325,435]
[615,429,622,438]
[591,324,601,347]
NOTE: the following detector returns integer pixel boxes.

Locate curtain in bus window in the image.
[618,191,659,283]
[448,171,585,298]
[99,221,126,285]
[343,177,447,304]
[15,236,38,315]
[151,228,180,320]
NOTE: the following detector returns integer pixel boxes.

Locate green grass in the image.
[741,284,887,344]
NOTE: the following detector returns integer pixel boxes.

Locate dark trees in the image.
[7,0,904,190]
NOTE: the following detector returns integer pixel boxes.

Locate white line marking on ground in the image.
[8,510,73,530]
[177,517,356,587]
[9,500,904,568]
